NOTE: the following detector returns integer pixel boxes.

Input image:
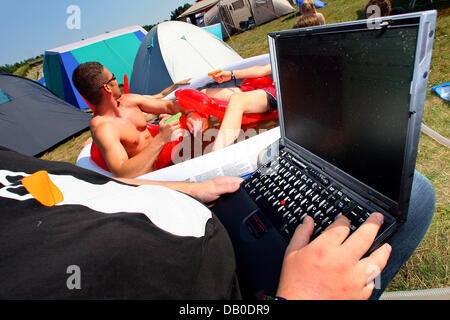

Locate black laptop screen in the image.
[277,25,418,201]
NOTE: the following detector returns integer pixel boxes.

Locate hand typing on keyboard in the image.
[275,213,392,300]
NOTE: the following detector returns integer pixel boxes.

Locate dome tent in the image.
[186,0,296,36]
[43,26,146,110]
[0,73,91,156]
[130,21,242,95]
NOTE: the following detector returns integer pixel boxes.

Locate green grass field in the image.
[39,0,449,292]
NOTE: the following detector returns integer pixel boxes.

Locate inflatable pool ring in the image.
[90,114,187,172]
[90,142,110,172]
[80,94,95,113]
[123,74,130,94]
[175,79,278,125]
[241,76,274,88]
[153,113,187,170]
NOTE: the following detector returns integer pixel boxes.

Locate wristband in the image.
[185,110,196,117]
[230,70,237,86]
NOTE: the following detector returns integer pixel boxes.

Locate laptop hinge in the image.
[365,192,393,212]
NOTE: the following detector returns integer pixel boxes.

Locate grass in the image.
[38,0,449,292]
[13,63,30,77]
[39,130,91,164]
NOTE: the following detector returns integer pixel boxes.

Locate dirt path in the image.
[25,62,43,81]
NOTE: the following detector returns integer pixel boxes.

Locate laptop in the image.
[211,11,437,299]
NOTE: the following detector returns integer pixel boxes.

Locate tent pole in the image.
[218,1,236,47]
[246,0,256,23]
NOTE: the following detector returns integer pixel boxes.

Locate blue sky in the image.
[0,0,195,65]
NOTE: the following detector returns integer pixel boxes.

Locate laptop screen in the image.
[276,23,419,202]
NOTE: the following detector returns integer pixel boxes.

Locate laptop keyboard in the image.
[243,150,377,242]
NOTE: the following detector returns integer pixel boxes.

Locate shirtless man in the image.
[72,62,206,178]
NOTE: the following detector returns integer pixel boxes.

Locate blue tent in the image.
[0,73,91,156]
[202,23,223,40]
[296,0,326,9]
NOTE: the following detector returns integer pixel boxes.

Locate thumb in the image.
[185,118,194,134]
[213,176,243,195]
[285,216,314,254]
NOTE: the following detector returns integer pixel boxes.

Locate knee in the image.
[227,93,247,112]
[412,171,435,208]
[408,170,436,229]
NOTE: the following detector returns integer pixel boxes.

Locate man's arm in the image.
[125,93,185,115]
[93,116,181,178]
[212,64,272,83]
[232,64,272,79]
[114,176,243,203]
[151,78,192,99]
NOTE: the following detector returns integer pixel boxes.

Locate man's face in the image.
[101,68,121,99]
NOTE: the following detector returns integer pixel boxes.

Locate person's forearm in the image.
[233,65,271,79]
[148,87,173,99]
[157,83,178,98]
[138,96,184,115]
[114,176,196,198]
[147,93,164,99]
[166,100,186,115]
[112,135,166,178]
[152,79,189,99]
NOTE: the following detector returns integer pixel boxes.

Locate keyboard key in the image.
[299,212,307,221]
[287,201,296,209]
[280,224,294,240]
[247,154,380,244]
[277,206,286,213]
[314,226,323,236]
[288,217,299,229]
[313,210,323,219]
[321,189,330,198]
[348,210,359,220]
[318,199,327,208]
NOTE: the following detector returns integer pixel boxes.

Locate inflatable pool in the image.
[76,127,281,182]
[76,54,280,180]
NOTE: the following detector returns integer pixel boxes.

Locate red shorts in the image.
[91,115,186,173]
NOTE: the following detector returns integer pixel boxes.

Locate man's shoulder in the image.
[119,93,142,103]
[91,115,119,135]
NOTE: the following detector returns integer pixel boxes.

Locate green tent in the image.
[43,26,146,109]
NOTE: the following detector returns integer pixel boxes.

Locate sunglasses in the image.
[98,73,116,89]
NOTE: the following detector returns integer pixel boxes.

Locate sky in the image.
[0,0,195,65]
